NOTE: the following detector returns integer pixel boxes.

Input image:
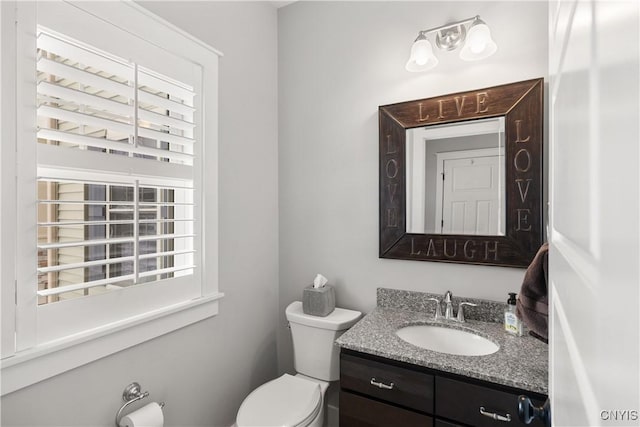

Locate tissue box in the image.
[302,285,335,317]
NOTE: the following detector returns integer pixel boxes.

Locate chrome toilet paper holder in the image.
[115,382,165,427]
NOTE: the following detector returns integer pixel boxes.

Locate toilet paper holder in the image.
[115,382,165,427]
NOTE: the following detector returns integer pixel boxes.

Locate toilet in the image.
[235,301,361,427]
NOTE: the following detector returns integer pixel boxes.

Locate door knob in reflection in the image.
[518,395,551,427]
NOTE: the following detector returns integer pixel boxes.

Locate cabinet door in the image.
[436,377,546,427]
[340,391,433,427]
[340,352,434,413]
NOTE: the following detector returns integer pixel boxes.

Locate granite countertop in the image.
[335,288,548,395]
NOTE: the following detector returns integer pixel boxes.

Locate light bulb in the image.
[406,37,438,72]
[459,19,497,61]
[468,24,490,53]
[470,38,486,54]
[412,39,431,65]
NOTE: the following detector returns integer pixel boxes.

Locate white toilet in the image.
[235,301,361,427]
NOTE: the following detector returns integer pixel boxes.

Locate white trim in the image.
[37,129,195,163]
[1,293,224,395]
[59,1,224,59]
[37,145,193,182]
[198,49,218,297]
[120,1,224,58]
[36,274,136,297]
[413,117,505,141]
[37,2,203,87]
[0,0,18,359]
[405,130,426,233]
[37,276,202,343]
[15,0,38,352]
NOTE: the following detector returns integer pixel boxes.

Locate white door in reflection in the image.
[436,148,504,235]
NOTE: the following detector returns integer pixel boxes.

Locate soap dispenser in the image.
[504,293,523,336]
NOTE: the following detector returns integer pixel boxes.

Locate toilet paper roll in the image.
[120,402,164,427]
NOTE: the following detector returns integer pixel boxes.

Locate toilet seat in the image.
[236,374,322,427]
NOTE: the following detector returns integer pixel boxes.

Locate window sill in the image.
[0,292,224,396]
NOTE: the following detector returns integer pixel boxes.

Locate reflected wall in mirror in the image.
[406,117,505,236]
[379,78,543,267]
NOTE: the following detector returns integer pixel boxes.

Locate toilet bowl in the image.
[235,301,361,427]
[236,374,328,427]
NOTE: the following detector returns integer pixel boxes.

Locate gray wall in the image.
[1,2,549,425]
[1,2,279,426]
[277,1,548,376]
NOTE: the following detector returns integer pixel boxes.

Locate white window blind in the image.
[35,29,197,305]
[2,0,221,395]
[36,31,195,165]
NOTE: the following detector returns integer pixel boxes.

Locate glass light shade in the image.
[405,38,438,72]
[459,21,497,61]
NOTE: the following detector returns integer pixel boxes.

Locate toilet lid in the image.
[236,374,321,427]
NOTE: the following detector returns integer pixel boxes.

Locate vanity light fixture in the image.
[405,15,497,72]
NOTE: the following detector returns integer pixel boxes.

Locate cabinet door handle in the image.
[370,378,394,390]
[480,406,512,422]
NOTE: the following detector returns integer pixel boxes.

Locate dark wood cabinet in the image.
[340,391,433,427]
[339,350,547,427]
[435,376,545,427]
[434,419,464,427]
[341,351,434,413]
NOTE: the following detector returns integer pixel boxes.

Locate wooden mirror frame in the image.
[379,78,543,267]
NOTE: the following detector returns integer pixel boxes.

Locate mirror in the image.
[406,117,505,236]
[379,78,543,267]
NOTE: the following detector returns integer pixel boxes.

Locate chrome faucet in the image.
[456,302,477,322]
[443,290,454,320]
[426,297,442,320]
[428,291,477,323]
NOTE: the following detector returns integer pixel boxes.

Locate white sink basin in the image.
[396,324,499,356]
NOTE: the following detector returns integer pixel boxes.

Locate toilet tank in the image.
[285,301,361,381]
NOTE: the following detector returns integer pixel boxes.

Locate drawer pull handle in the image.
[370,378,394,390]
[480,407,512,422]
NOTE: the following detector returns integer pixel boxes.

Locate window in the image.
[1,1,222,395]
[36,30,196,306]
[36,30,196,305]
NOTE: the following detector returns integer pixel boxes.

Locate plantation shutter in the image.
[35,29,198,304]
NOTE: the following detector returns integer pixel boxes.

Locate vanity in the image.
[335,288,548,426]
[342,77,549,425]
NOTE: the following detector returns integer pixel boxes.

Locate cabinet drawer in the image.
[341,352,434,413]
[340,391,433,427]
[434,420,464,427]
[436,377,545,427]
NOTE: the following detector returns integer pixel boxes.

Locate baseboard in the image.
[326,403,339,427]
